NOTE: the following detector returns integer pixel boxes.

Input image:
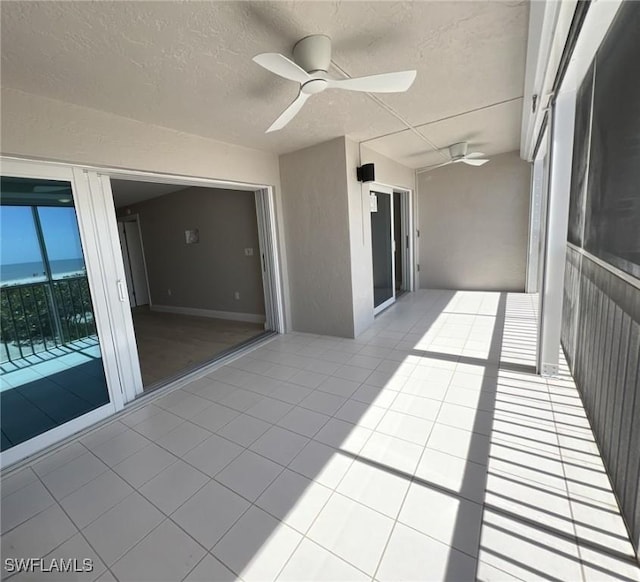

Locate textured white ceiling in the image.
[111,180,185,208]
[0,1,529,164]
[364,97,524,169]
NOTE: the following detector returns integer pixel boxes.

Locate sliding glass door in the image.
[0,158,286,466]
[0,161,131,466]
[370,186,396,313]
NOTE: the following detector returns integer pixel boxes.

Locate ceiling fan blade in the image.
[327,70,417,93]
[417,160,453,173]
[266,92,310,133]
[465,152,487,159]
[252,53,311,84]
[462,158,489,166]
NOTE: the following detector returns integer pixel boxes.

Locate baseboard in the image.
[150,304,266,324]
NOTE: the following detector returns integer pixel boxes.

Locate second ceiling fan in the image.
[424,142,490,171]
[253,34,417,132]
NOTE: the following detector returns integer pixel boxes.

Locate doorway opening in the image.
[371,187,394,313]
[393,191,405,297]
[110,179,271,390]
[370,185,414,315]
[117,215,149,308]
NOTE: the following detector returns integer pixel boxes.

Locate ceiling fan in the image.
[419,143,490,172]
[253,34,417,133]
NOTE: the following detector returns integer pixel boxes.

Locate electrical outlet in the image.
[234,291,240,300]
[244,248,254,256]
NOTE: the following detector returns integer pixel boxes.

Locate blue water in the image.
[1,259,86,284]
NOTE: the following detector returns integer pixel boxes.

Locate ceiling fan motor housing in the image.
[449,142,469,160]
[293,34,332,73]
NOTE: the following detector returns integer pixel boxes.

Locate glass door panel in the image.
[0,176,110,452]
[371,190,395,311]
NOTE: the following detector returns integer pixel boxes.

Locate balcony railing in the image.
[0,275,97,363]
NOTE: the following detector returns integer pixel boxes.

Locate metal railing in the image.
[0,275,96,363]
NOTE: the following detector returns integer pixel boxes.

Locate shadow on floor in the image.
[1,359,109,451]
[2,290,638,581]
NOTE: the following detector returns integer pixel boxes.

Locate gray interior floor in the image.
[131,307,264,388]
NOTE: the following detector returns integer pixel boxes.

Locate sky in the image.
[0,205,84,266]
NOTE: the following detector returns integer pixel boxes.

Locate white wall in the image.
[279,137,417,338]
[1,88,417,339]
[0,89,281,186]
[418,151,531,291]
[279,137,355,337]
[361,145,416,192]
[1,87,292,328]
[118,187,265,317]
[345,139,374,337]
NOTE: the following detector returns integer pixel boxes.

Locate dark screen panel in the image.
[584,1,640,278]
[567,64,594,247]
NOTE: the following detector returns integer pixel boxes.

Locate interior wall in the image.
[279,137,416,338]
[0,89,281,186]
[117,187,265,318]
[0,88,291,327]
[360,145,416,192]
[345,138,374,337]
[1,89,415,340]
[346,141,416,335]
[279,137,355,338]
[418,150,531,291]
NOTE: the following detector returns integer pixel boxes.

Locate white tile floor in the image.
[1,290,639,582]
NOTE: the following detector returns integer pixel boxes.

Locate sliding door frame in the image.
[0,159,124,467]
[370,184,396,315]
[95,169,286,396]
[117,214,151,308]
[396,187,416,294]
[81,172,145,402]
[255,188,286,334]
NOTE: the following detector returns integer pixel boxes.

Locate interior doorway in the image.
[371,187,395,313]
[117,216,149,308]
[110,179,272,390]
[393,192,403,296]
[370,185,414,315]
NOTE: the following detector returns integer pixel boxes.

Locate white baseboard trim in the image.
[150,304,266,324]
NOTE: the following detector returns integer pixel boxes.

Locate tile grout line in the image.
[5,292,633,581]
[271,361,416,581]
[372,310,480,579]
[548,368,594,582]
[74,443,234,579]
[29,466,121,582]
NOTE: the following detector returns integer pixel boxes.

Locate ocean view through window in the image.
[0,176,110,452]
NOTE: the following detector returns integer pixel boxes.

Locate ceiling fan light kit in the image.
[252,34,417,132]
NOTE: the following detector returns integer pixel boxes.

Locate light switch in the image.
[244,248,254,256]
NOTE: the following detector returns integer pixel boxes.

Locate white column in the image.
[537,90,576,376]
[525,156,546,293]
